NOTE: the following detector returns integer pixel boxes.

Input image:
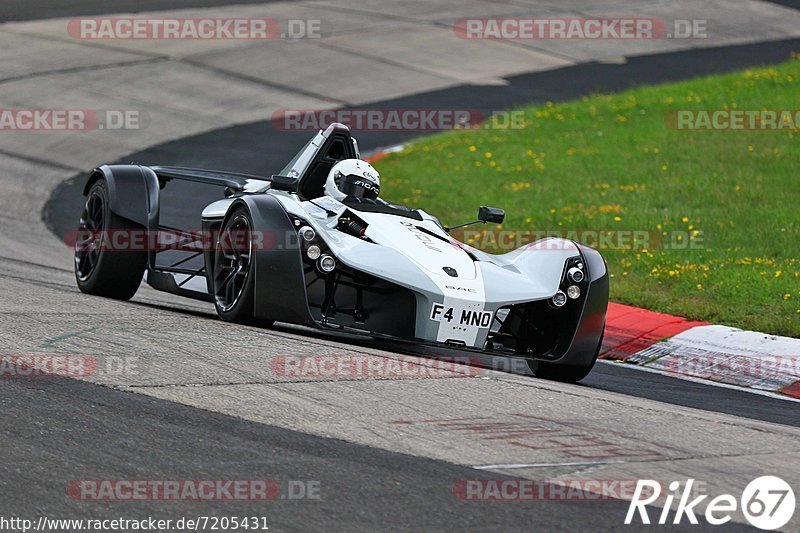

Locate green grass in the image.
[376,58,800,337]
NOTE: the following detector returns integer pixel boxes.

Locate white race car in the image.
[74,123,608,382]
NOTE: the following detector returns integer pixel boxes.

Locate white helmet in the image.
[324,159,380,201]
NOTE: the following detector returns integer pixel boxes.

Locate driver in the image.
[323,159,381,203]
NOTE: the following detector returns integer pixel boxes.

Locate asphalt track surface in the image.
[7,375,671,532]
[5,1,800,531]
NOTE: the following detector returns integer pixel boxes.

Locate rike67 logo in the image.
[626,476,795,530]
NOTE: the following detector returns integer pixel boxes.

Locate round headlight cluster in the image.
[552,259,585,307]
[296,222,337,273]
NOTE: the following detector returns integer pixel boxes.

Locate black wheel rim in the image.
[75,190,105,281]
[214,214,252,312]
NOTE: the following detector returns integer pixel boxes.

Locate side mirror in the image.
[478,206,505,224]
[444,206,505,232]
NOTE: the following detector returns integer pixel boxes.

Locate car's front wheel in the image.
[212,206,272,326]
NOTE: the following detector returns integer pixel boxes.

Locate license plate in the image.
[430,303,492,328]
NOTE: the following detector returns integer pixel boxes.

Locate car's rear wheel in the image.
[213,206,272,326]
[529,331,604,383]
[74,179,147,300]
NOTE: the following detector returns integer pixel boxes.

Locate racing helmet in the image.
[324,159,380,201]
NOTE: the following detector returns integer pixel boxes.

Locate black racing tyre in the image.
[212,206,268,325]
[74,179,147,300]
[529,330,604,383]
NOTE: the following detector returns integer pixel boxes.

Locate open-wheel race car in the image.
[74,123,608,382]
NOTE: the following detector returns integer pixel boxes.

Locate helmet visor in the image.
[338,174,379,200]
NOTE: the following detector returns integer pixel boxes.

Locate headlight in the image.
[298,226,316,242]
[318,254,336,273]
[307,245,321,260]
[552,290,567,307]
[567,267,584,283]
[567,285,581,299]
